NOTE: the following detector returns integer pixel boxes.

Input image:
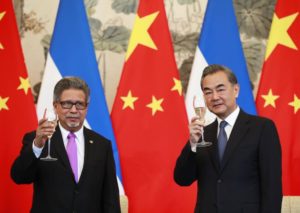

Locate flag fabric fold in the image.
[186,0,256,123]
[111,0,196,212]
[37,0,124,194]
[0,0,37,212]
[256,0,300,195]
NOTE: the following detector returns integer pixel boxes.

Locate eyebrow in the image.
[60,99,85,102]
[203,83,225,91]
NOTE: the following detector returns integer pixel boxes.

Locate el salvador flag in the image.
[185,0,256,123]
[37,0,124,194]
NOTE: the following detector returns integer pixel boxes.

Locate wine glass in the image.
[40,108,58,161]
[193,96,212,147]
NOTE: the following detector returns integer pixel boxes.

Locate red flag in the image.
[0,0,37,211]
[111,0,196,212]
[256,0,300,195]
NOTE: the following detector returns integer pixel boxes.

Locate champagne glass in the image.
[40,108,58,161]
[193,96,212,147]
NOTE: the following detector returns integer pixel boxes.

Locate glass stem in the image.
[47,138,51,157]
[202,129,205,142]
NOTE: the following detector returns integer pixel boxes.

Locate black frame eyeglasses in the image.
[59,101,88,110]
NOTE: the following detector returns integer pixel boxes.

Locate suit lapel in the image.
[77,127,93,185]
[52,126,72,170]
[205,120,220,172]
[220,110,250,172]
[52,126,80,182]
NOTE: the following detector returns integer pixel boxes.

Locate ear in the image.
[53,101,58,112]
[234,84,240,98]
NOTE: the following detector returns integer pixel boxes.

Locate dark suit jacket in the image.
[174,110,282,213]
[11,126,121,213]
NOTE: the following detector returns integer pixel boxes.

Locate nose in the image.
[70,104,78,112]
[211,90,219,100]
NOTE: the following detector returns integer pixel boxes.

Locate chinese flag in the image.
[256,0,300,195]
[111,0,196,212]
[0,0,37,212]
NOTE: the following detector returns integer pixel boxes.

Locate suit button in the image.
[74,190,79,194]
[217,179,222,183]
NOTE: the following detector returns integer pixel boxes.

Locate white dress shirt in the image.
[216,106,240,139]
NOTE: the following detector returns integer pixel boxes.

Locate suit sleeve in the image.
[174,141,197,186]
[259,119,282,213]
[11,132,39,184]
[102,142,121,213]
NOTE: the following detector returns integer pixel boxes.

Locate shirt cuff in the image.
[32,140,44,158]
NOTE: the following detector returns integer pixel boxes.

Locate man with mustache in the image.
[174,64,282,213]
[11,77,120,213]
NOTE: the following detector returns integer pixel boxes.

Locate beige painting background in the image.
[13,0,299,211]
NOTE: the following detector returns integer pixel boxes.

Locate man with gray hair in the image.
[11,77,121,213]
[174,64,282,213]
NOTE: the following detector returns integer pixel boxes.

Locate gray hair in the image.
[201,64,238,89]
[53,77,90,103]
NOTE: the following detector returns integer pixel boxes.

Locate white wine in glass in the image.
[193,96,212,147]
[40,108,58,161]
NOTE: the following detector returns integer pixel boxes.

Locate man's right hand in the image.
[34,118,56,148]
[189,116,204,147]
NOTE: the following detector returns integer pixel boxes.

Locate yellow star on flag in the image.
[171,78,183,96]
[261,89,279,108]
[288,94,300,114]
[17,76,31,95]
[0,96,9,111]
[120,90,138,110]
[125,11,159,60]
[0,11,6,50]
[265,12,298,60]
[146,96,164,116]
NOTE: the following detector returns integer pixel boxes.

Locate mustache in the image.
[65,114,80,119]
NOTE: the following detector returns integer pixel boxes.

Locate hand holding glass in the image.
[40,108,58,161]
[193,96,212,147]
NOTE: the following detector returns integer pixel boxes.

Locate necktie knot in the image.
[219,120,227,129]
[67,132,76,140]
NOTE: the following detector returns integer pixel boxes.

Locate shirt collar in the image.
[216,106,240,127]
[58,122,84,140]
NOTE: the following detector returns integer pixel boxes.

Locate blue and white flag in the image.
[37,0,124,194]
[186,0,256,123]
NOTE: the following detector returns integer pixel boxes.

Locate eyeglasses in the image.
[59,101,88,110]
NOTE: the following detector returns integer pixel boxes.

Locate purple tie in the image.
[67,132,78,182]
